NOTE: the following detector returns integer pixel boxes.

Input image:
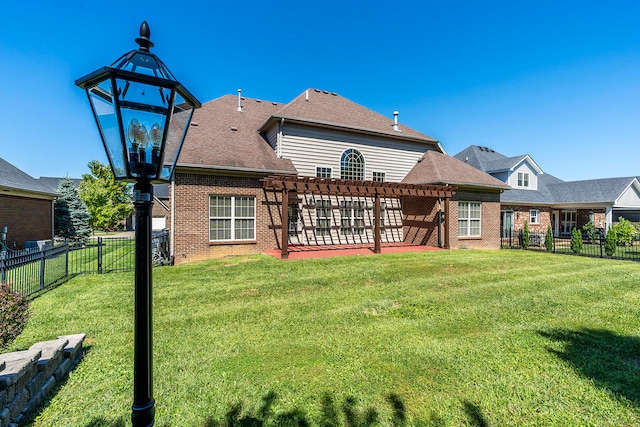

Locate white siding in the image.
[508,163,538,190]
[280,123,436,182]
[263,122,279,152]
[616,184,640,207]
[288,194,404,245]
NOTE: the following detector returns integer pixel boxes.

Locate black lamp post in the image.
[75,22,200,426]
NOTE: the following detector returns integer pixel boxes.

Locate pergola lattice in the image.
[262,175,457,259]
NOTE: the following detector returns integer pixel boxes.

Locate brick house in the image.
[454,145,640,238]
[169,90,508,263]
[0,158,57,249]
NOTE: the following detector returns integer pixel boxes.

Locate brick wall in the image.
[0,195,53,249]
[449,191,502,250]
[502,205,552,235]
[171,172,280,264]
[402,196,439,246]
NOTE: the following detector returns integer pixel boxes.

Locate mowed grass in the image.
[10,250,640,426]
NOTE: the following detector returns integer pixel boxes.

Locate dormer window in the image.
[517,172,529,188]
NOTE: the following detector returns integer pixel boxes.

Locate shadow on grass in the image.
[539,328,640,405]
[78,392,489,426]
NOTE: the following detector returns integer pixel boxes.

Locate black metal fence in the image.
[502,230,640,262]
[0,230,171,297]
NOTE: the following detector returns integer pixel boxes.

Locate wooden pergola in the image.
[262,175,456,259]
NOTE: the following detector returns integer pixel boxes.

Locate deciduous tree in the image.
[79,161,133,231]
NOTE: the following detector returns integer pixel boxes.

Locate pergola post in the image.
[374,193,381,254]
[281,188,289,259]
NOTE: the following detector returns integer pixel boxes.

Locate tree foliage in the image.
[582,221,600,244]
[610,217,636,246]
[54,177,91,241]
[570,227,583,253]
[79,161,133,231]
[604,228,617,257]
[545,225,554,252]
[0,282,29,350]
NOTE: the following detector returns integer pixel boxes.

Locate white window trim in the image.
[458,201,482,238]
[529,209,540,225]
[316,166,332,178]
[209,195,256,242]
[517,172,530,188]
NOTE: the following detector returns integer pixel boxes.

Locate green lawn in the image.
[11,250,640,426]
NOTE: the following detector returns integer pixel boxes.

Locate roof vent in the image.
[190,122,199,127]
[230,126,238,131]
[305,89,309,102]
[393,111,400,131]
[237,89,242,112]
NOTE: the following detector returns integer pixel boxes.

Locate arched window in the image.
[340,149,365,180]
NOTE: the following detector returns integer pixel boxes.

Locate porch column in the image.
[444,197,451,249]
[374,194,381,254]
[605,206,613,231]
[281,189,289,259]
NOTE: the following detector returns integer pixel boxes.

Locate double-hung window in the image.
[530,209,540,224]
[458,201,481,237]
[340,201,366,235]
[315,199,332,236]
[209,195,255,241]
[517,172,529,188]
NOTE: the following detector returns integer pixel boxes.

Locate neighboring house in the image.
[37,177,82,193]
[0,158,57,249]
[152,184,169,230]
[169,89,508,263]
[453,145,640,238]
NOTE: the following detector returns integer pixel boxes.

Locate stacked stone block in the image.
[0,334,85,427]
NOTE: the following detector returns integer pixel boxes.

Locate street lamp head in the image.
[75,21,201,183]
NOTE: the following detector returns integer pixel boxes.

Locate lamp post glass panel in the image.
[75,22,200,426]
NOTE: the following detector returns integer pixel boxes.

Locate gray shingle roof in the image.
[0,158,57,197]
[547,177,639,204]
[454,145,637,206]
[37,177,82,193]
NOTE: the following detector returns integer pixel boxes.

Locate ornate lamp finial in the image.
[135,21,154,51]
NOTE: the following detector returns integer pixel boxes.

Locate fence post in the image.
[0,254,5,283]
[98,237,103,274]
[599,234,604,258]
[65,242,69,276]
[40,249,46,290]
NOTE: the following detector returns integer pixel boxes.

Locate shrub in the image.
[582,221,600,243]
[570,227,583,253]
[605,228,617,257]
[0,282,30,350]
[611,217,636,246]
[545,226,554,252]
[522,221,530,249]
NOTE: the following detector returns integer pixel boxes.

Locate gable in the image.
[615,180,640,207]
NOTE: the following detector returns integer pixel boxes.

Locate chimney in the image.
[393,111,399,131]
[237,88,242,112]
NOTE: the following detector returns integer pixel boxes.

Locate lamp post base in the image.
[132,400,156,427]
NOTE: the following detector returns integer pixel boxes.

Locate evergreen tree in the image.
[544,225,554,252]
[570,227,583,253]
[79,161,133,231]
[54,177,91,241]
[522,221,530,249]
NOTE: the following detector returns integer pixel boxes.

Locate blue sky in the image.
[2,1,639,181]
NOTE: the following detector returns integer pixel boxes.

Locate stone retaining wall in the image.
[0,334,86,427]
